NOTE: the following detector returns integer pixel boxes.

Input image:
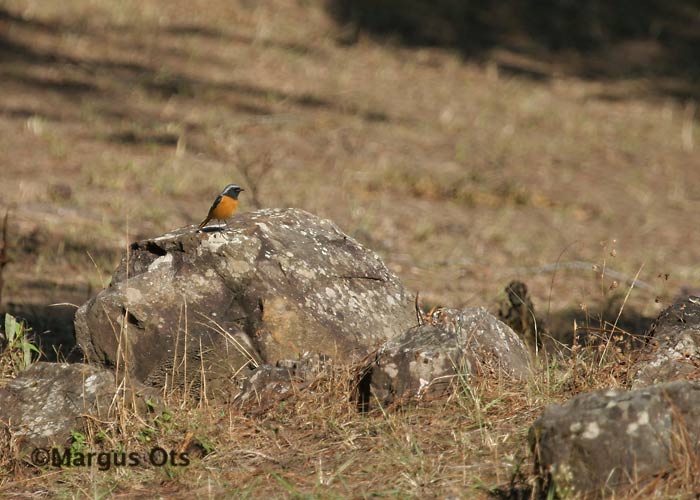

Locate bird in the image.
[198,184,244,229]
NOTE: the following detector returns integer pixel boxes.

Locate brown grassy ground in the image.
[1,0,700,497]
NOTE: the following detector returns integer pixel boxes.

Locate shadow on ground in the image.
[326,0,700,101]
[544,302,655,352]
[0,6,391,150]
[3,303,81,362]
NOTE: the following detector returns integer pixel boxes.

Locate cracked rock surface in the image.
[75,208,415,398]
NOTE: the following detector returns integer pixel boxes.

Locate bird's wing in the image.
[198,194,223,228]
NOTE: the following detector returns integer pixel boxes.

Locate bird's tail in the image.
[198,217,210,229]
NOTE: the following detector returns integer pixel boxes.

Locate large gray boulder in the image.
[0,362,158,451]
[632,296,700,388]
[531,380,700,497]
[75,209,415,398]
[358,308,532,409]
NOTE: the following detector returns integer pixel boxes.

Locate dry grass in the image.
[0,313,697,497]
[1,0,700,497]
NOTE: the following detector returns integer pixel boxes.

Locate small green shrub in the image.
[0,313,40,377]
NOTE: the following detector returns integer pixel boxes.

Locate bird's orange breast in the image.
[211,195,238,219]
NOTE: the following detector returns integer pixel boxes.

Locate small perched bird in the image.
[198,184,244,229]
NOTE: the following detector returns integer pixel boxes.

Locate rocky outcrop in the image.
[0,362,158,450]
[357,308,532,409]
[75,209,415,398]
[632,296,700,388]
[531,380,700,497]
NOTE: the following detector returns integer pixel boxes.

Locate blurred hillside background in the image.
[329,0,700,90]
[1,0,699,344]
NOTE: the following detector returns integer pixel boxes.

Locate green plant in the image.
[70,430,88,454]
[1,313,40,376]
[137,409,174,443]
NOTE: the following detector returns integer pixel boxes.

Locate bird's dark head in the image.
[221,184,244,199]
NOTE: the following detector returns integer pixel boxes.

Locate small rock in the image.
[358,307,532,409]
[234,353,329,410]
[0,362,160,450]
[632,296,700,387]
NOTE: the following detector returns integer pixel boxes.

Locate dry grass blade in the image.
[599,263,645,367]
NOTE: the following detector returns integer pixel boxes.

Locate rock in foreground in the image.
[0,362,158,450]
[75,209,415,397]
[531,380,700,497]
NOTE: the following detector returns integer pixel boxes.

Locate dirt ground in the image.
[1,0,700,497]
